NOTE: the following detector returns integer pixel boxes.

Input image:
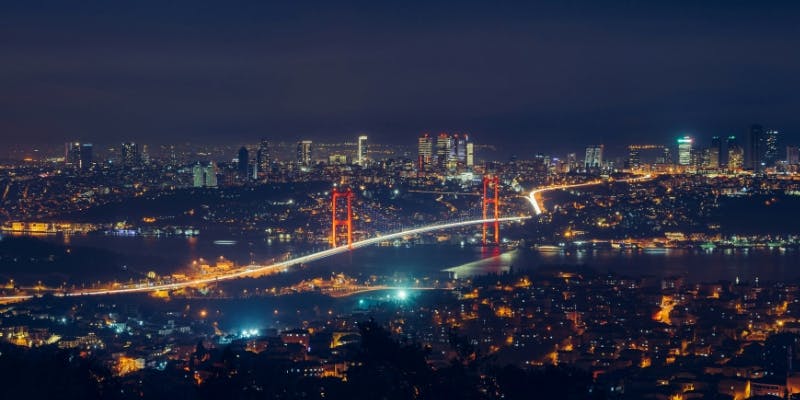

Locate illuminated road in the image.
[0,216,528,301]
[527,175,652,215]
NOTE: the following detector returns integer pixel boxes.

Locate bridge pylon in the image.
[482,175,500,245]
[331,187,354,248]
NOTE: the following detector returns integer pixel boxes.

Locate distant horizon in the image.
[4,123,791,161]
[4,1,800,151]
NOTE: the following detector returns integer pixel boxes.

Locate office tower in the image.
[257,139,270,179]
[453,134,468,163]
[296,140,313,167]
[466,141,474,167]
[710,136,722,168]
[121,142,139,167]
[65,142,81,166]
[727,136,744,171]
[787,145,799,165]
[764,129,780,167]
[140,144,150,165]
[193,163,204,187]
[677,136,693,166]
[749,124,764,172]
[192,162,218,188]
[584,145,604,169]
[627,145,640,169]
[168,145,178,167]
[417,134,433,169]
[566,153,578,172]
[659,147,672,165]
[436,133,453,168]
[237,146,249,178]
[357,135,368,166]
[79,143,93,170]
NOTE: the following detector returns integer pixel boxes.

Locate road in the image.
[527,175,652,215]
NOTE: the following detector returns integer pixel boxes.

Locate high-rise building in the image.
[749,124,764,172]
[237,146,249,178]
[120,142,139,167]
[453,134,467,163]
[140,144,150,165]
[710,136,722,169]
[657,147,672,165]
[466,141,474,167]
[357,135,368,166]
[417,134,433,169]
[65,142,80,164]
[764,129,780,167]
[121,142,140,167]
[727,136,744,172]
[297,140,313,167]
[566,153,578,172]
[787,145,800,165]
[257,139,270,180]
[677,136,693,166]
[79,143,93,170]
[584,145,604,169]
[627,145,640,169]
[436,133,453,168]
[193,162,217,188]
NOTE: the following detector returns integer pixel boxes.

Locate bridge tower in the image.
[331,188,354,248]
[482,175,500,245]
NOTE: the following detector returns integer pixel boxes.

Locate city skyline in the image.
[6,2,800,399]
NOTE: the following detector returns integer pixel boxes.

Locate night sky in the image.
[3,1,800,152]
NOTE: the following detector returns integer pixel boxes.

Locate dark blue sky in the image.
[3,1,800,153]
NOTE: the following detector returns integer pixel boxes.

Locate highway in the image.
[527,175,652,215]
[0,175,651,302]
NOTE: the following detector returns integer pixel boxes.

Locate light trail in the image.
[527,175,652,215]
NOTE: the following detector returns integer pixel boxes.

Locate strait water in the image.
[4,233,800,286]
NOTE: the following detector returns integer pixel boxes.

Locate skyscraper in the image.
[417,134,433,169]
[749,124,764,172]
[79,143,93,170]
[257,139,270,180]
[454,134,467,163]
[237,146,249,178]
[584,145,604,169]
[141,144,151,165]
[727,136,744,172]
[627,145,641,169]
[65,142,81,166]
[677,136,693,166]
[357,135,368,166]
[297,140,313,167]
[121,142,139,168]
[193,162,218,188]
[764,129,780,168]
[787,145,799,165]
[710,136,722,169]
[466,141,474,167]
[436,133,453,168]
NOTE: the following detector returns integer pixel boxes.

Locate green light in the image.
[396,290,408,300]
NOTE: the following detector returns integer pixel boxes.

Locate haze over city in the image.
[4,2,800,400]
[4,0,800,152]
